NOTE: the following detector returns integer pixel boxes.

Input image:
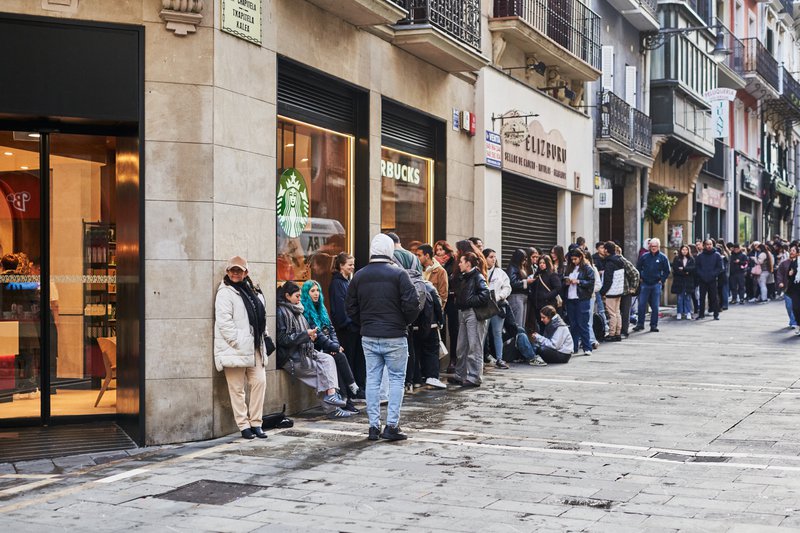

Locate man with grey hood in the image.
[346,234,421,441]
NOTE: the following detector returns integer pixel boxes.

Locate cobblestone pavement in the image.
[1,301,800,532]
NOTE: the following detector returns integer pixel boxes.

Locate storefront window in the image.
[380,147,432,250]
[276,118,352,303]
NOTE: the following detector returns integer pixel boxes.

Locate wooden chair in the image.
[94,337,117,407]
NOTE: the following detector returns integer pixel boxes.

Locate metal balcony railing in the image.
[630,107,652,155]
[639,0,657,18]
[782,67,800,110]
[743,38,780,91]
[779,0,793,15]
[598,90,631,146]
[715,20,744,76]
[493,0,601,70]
[396,0,482,51]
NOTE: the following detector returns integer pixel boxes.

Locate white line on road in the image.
[95,468,150,484]
[0,479,60,497]
[522,376,798,394]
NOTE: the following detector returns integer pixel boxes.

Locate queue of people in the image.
[212,233,796,441]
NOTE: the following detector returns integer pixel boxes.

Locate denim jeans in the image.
[758,272,769,301]
[676,293,692,316]
[514,331,537,361]
[565,298,591,353]
[588,294,597,344]
[785,294,797,326]
[362,336,409,428]
[488,314,506,362]
[638,283,662,328]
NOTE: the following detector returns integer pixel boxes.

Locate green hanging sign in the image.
[277,168,309,238]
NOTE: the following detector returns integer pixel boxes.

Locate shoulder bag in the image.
[539,276,563,308]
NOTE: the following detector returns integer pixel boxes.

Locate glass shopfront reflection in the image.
[0,131,132,422]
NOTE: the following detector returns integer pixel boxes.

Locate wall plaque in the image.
[221,0,262,45]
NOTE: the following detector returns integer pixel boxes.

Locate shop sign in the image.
[700,187,727,210]
[703,89,735,139]
[736,152,760,194]
[485,131,501,169]
[775,179,797,199]
[277,168,309,238]
[500,115,568,188]
[595,189,613,209]
[221,0,262,45]
[381,156,422,185]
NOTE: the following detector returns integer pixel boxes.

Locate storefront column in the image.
[571,193,592,244]
[557,189,572,245]
[369,91,383,241]
[474,166,502,254]
[623,170,641,262]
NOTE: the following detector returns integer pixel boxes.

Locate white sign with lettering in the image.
[221,0,262,45]
[500,113,568,188]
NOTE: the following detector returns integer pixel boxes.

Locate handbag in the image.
[539,276,563,308]
[261,404,294,430]
[474,289,501,321]
[752,263,762,276]
[437,328,448,360]
[264,334,276,356]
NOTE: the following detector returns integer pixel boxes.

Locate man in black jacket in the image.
[347,234,421,441]
[729,243,748,305]
[695,239,723,320]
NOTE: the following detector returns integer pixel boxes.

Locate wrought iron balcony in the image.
[715,20,744,78]
[630,107,652,156]
[743,38,780,94]
[396,0,481,51]
[639,0,657,17]
[492,0,601,72]
[597,91,653,161]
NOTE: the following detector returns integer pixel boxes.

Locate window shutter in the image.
[625,65,637,107]
[601,46,614,92]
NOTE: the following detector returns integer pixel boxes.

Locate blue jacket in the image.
[636,251,671,285]
[694,249,723,283]
[329,271,355,333]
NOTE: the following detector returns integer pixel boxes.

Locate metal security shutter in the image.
[381,100,436,158]
[501,173,558,266]
[277,58,357,134]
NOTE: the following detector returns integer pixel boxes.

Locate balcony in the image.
[687,0,714,27]
[742,38,781,99]
[392,0,489,72]
[650,88,715,157]
[778,0,795,24]
[304,0,407,28]
[603,0,659,31]
[596,91,653,166]
[715,20,745,90]
[765,68,800,125]
[490,0,601,82]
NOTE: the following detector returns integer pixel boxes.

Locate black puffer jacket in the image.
[671,255,696,294]
[506,263,528,294]
[530,271,562,310]
[452,268,490,310]
[346,260,420,338]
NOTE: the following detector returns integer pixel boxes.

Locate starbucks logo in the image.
[277,168,309,238]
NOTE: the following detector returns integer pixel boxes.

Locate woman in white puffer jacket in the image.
[214,256,269,440]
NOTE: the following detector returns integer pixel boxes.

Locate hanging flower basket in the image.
[644,189,678,225]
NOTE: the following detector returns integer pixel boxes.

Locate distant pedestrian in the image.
[346,234,421,441]
[729,243,747,305]
[506,248,530,331]
[785,247,800,336]
[386,232,423,273]
[329,252,366,394]
[695,239,722,320]
[754,243,772,303]
[563,249,595,355]
[417,243,449,308]
[529,255,562,333]
[671,245,696,320]
[634,238,670,332]
[214,256,269,440]
[450,252,490,387]
[484,248,512,369]
[434,240,459,374]
[599,242,624,341]
[617,245,639,337]
[551,245,567,277]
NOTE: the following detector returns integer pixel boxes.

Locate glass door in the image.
[0,131,43,421]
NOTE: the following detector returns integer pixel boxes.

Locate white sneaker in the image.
[676,314,682,320]
[425,377,447,389]
[583,350,592,356]
[794,327,800,336]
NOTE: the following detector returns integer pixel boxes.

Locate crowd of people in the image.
[212,233,800,441]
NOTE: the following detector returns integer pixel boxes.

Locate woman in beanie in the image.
[214,256,269,440]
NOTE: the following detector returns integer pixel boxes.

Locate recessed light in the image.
[2,152,12,156]
[285,143,294,148]
[27,133,40,139]
[20,166,29,170]
[301,158,309,162]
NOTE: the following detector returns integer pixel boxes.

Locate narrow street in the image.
[1,301,799,532]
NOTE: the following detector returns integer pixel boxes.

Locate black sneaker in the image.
[713,315,720,320]
[368,426,381,441]
[380,425,408,441]
[251,427,268,439]
[650,327,659,332]
[344,400,360,414]
[495,360,509,369]
[241,428,255,440]
[632,326,644,332]
[447,377,463,386]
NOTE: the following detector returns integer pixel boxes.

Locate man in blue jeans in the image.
[634,238,671,332]
[346,234,421,441]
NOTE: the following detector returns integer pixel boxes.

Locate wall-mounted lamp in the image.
[490,112,539,130]
[503,61,547,76]
[642,23,731,63]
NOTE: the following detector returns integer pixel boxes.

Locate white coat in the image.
[214,282,268,372]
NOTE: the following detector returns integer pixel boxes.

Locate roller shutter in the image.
[381,100,436,158]
[501,173,558,266]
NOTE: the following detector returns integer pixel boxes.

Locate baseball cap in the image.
[226,256,249,272]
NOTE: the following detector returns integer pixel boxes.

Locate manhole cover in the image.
[652,452,688,462]
[690,456,730,463]
[156,480,264,505]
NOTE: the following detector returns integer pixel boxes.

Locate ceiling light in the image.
[27,133,40,139]
[20,166,29,170]
[301,158,309,162]
[2,152,12,156]
[285,143,294,148]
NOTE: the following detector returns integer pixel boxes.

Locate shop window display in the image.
[380,147,432,250]
[276,119,352,305]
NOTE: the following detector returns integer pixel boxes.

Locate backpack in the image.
[621,256,640,295]
[407,269,430,316]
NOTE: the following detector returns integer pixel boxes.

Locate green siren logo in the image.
[277,168,309,238]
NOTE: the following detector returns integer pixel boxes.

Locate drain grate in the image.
[652,452,730,463]
[156,480,264,505]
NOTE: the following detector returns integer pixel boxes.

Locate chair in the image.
[94,337,117,407]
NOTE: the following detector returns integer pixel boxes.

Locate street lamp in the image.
[642,24,731,64]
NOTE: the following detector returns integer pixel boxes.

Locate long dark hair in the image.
[551,245,566,267]
[455,239,487,279]
[566,249,587,275]
[536,255,553,274]
[509,248,528,277]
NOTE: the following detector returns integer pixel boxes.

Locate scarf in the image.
[277,301,315,367]
[225,275,266,351]
[795,259,800,284]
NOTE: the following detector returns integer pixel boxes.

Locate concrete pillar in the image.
[474,166,503,256]
[623,169,641,262]
[557,189,572,245]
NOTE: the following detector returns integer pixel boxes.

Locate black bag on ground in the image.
[592,313,605,342]
[262,404,294,430]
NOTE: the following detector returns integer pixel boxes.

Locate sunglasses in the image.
[228,267,246,273]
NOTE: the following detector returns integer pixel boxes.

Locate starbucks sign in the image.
[277,168,309,238]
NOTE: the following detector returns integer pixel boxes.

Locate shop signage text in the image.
[595,189,612,209]
[703,88,735,140]
[736,152,760,194]
[381,158,421,185]
[221,0,262,45]
[699,186,727,210]
[500,115,568,188]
